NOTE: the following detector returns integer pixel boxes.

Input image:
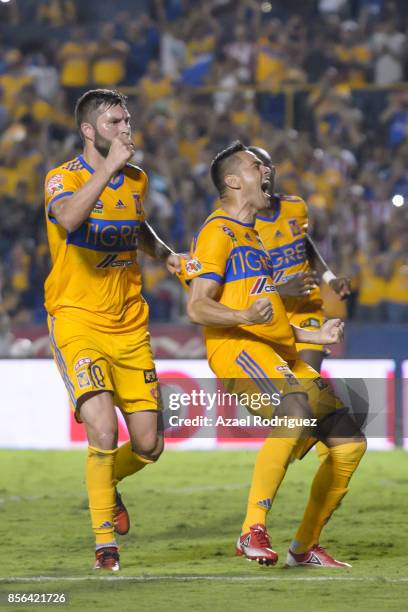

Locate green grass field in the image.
[0,449,407,611]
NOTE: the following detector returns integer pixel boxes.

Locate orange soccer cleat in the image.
[113,490,130,535]
[94,546,120,571]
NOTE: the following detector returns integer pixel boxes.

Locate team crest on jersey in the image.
[220,225,236,241]
[115,199,126,209]
[185,257,202,275]
[77,370,91,389]
[288,219,302,237]
[250,276,277,295]
[133,193,142,214]
[92,200,104,214]
[46,174,64,196]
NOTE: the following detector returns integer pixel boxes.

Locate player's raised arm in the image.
[187,277,273,327]
[306,234,351,299]
[51,136,134,233]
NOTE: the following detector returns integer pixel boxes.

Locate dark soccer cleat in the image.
[94,546,120,571]
[236,523,278,566]
[286,544,352,568]
[113,490,130,535]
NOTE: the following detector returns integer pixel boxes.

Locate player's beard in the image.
[93,128,111,158]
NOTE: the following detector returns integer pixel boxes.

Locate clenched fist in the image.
[329,277,351,300]
[319,318,344,345]
[241,298,273,324]
[104,134,135,175]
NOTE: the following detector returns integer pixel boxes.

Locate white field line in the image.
[0,575,407,584]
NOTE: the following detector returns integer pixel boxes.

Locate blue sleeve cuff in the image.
[47,191,74,223]
[197,272,223,283]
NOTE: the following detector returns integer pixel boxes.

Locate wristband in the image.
[322,270,336,284]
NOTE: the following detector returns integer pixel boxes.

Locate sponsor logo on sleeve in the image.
[46,174,64,196]
[185,258,202,275]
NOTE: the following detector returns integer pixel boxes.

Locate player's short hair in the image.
[74,89,128,133]
[247,146,272,168]
[210,140,247,196]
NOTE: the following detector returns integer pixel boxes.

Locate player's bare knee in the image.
[131,433,161,460]
[88,428,118,450]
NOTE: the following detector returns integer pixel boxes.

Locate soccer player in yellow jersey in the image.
[186,142,366,568]
[44,89,181,571]
[248,146,351,372]
[248,146,351,464]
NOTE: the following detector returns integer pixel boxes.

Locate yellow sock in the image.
[242,437,298,532]
[113,441,154,485]
[316,441,330,464]
[86,446,118,546]
[292,441,366,553]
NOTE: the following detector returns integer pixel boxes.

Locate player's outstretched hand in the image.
[104,134,135,175]
[241,298,273,324]
[319,318,344,345]
[278,271,318,297]
[329,276,351,300]
[166,253,187,274]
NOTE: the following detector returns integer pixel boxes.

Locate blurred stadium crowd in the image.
[0,0,407,329]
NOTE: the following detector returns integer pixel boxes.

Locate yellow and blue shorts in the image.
[209,333,345,457]
[48,314,161,421]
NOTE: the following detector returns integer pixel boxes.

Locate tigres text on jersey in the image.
[255,194,322,314]
[184,209,297,362]
[44,156,149,333]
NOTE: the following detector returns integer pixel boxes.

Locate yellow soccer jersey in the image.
[44,156,149,333]
[185,209,297,362]
[255,195,322,314]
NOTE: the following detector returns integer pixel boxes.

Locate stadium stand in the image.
[0,0,407,336]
